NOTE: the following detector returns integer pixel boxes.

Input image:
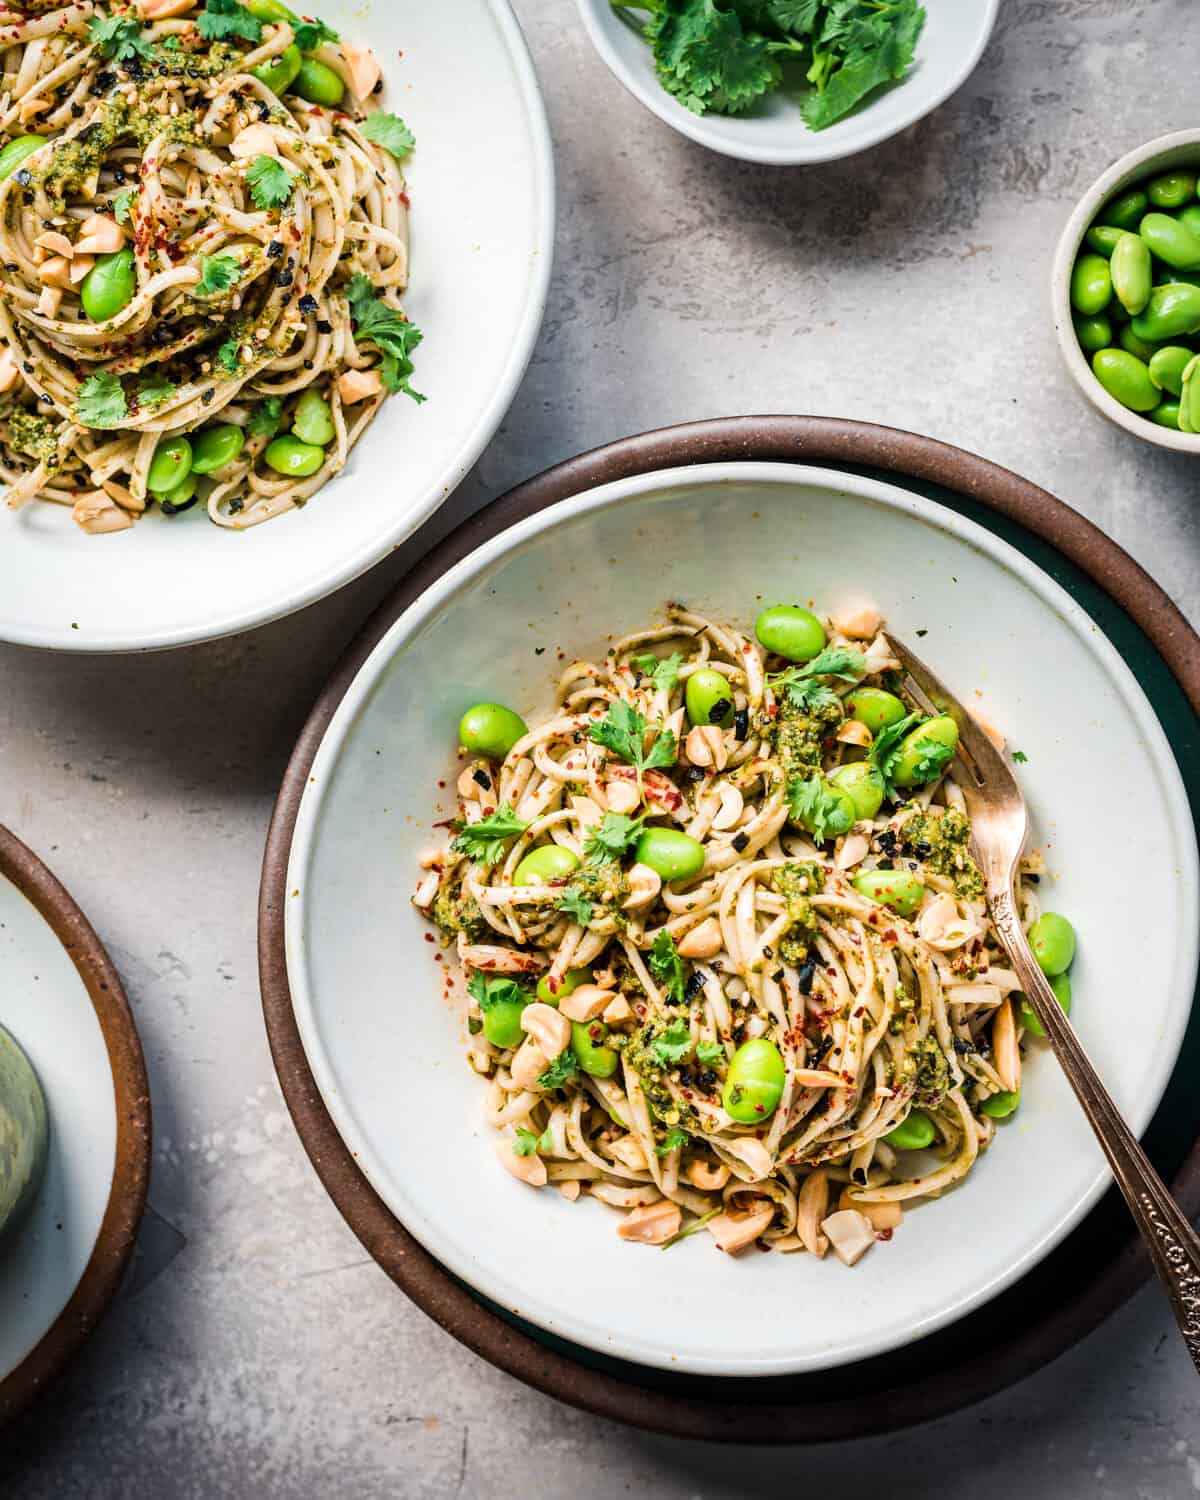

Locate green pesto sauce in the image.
[431,878,488,944]
[902,808,984,901]
[148,39,242,81]
[569,860,630,918]
[906,1035,950,1108]
[620,1024,702,1129]
[8,410,58,461]
[774,861,823,965]
[770,696,842,782]
[33,97,201,210]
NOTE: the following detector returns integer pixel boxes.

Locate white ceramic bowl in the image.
[0,1,553,652]
[282,462,1198,1377]
[574,0,999,165]
[1051,129,1200,455]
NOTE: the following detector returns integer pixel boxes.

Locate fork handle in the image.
[990,884,1200,1375]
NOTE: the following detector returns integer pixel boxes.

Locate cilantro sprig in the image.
[451,804,528,866]
[655,1125,689,1156]
[649,1016,694,1067]
[247,397,283,439]
[345,274,425,401]
[648,929,686,1006]
[197,0,262,44]
[196,252,242,298]
[583,811,646,866]
[467,971,532,1015]
[245,155,297,212]
[294,16,339,51]
[112,188,135,225]
[588,701,676,798]
[537,1049,579,1090]
[88,15,154,64]
[361,112,416,161]
[136,373,176,409]
[513,1124,553,1157]
[556,887,594,926]
[76,371,127,429]
[696,1040,724,1065]
[867,711,922,798]
[768,645,866,713]
[787,772,855,844]
[632,650,684,695]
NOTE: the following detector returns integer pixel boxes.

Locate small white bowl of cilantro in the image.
[576,0,1000,165]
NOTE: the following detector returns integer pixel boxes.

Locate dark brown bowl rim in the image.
[0,824,151,1427]
[258,415,1200,1443]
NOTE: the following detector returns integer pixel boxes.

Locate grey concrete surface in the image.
[3,0,1199,1494]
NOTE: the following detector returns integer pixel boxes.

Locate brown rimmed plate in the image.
[259,416,1200,1441]
[0,825,151,1427]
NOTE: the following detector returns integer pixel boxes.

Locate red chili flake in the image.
[423,933,435,943]
[876,1228,894,1242]
[884,929,898,943]
[434,953,442,962]
[754,1103,765,1114]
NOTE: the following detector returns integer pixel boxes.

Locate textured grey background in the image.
[3,0,1200,1495]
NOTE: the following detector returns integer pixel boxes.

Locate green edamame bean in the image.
[252,43,302,95]
[1091,348,1159,412]
[1177,205,1200,238]
[292,388,335,447]
[1138,211,1200,271]
[1149,345,1194,395]
[190,424,245,473]
[80,248,135,323]
[482,998,526,1050]
[1110,231,1152,314]
[883,1108,935,1150]
[1149,399,1181,430]
[1073,313,1112,353]
[685,667,734,726]
[290,57,344,107]
[890,715,959,789]
[536,967,591,1005]
[1180,354,1200,432]
[1098,188,1147,231]
[852,868,924,917]
[1154,267,1200,289]
[722,1038,785,1124]
[0,134,45,181]
[1029,912,1075,976]
[844,685,906,734]
[1146,171,1197,209]
[981,1089,1019,1120]
[570,1019,618,1079]
[1070,252,1112,316]
[1019,972,1071,1039]
[1084,224,1124,257]
[512,844,580,887]
[156,471,197,512]
[634,827,705,882]
[791,780,856,843]
[147,436,192,494]
[1131,282,1200,341]
[264,434,325,477]
[754,604,826,661]
[458,702,528,760]
[1117,323,1158,362]
[245,0,298,19]
[829,761,885,820]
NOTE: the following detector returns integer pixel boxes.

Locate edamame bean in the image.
[1180,354,1200,432]
[981,1089,1019,1119]
[1149,345,1194,395]
[791,780,856,842]
[634,827,705,882]
[1131,282,1200,341]
[458,702,528,760]
[685,667,734,726]
[1084,224,1123,257]
[245,0,298,19]
[536,967,591,1005]
[147,436,192,494]
[1019,972,1071,1038]
[722,1038,785,1123]
[482,997,526,1049]
[264,433,325,477]
[157,472,197,514]
[1073,313,1112,353]
[1177,205,1200,238]
[852,868,924,917]
[1091,348,1159,412]
[512,844,580,887]
[1117,323,1158,362]
[292,388,335,447]
[754,604,826,661]
[1029,912,1075,976]
[570,1019,618,1078]
[1097,188,1147,231]
[190,424,245,473]
[1138,211,1200,271]
[0,134,45,181]
[1149,399,1181,429]
[290,57,344,107]
[844,685,906,734]
[883,1108,935,1151]
[1110,231,1152,314]
[1069,252,1112,316]
[80,248,134,322]
[829,761,885,819]
[252,43,302,94]
[1146,171,1197,209]
[889,715,959,789]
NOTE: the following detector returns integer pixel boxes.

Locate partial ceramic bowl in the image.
[280,460,1198,1379]
[1051,129,1200,454]
[0,0,554,653]
[574,0,999,165]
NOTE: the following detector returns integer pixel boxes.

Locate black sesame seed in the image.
[298,293,318,314]
[914,840,931,859]
[796,960,816,994]
[710,697,732,724]
[201,389,214,404]
[257,99,271,121]
[372,78,383,93]
[771,967,784,985]
[471,768,491,789]
[683,765,706,784]
[731,832,750,853]
[273,268,293,288]
[1025,873,1040,885]
[266,240,284,260]
[733,708,749,741]
[316,319,333,335]
[160,495,196,516]
[683,971,704,1003]
[302,358,313,369]
[229,496,244,514]
[13,170,30,186]
[877,829,898,857]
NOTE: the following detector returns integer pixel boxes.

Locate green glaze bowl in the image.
[0,1024,48,1241]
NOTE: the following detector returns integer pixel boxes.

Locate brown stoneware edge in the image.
[0,825,151,1428]
[258,416,1200,1444]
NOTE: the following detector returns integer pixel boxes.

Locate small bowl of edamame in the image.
[1053,129,1200,451]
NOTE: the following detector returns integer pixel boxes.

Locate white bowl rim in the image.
[283,459,1199,1377]
[573,0,1001,166]
[1051,128,1200,455]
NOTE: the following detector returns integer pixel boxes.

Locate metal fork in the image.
[888,634,1200,1374]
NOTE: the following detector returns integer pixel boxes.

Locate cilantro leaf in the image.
[767,0,821,35]
[467,971,531,1014]
[655,1125,689,1156]
[696,1040,724,1065]
[245,154,297,212]
[649,1016,693,1067]
[247,396,282,438]
[112,188,136,226]
[649,929,686,1006]
[867,711,957,796]
[196,252,242,298]
[632,650,684,696]
[650,0,779,116]
[345,274,425,402]
[801,0,925,132]
[588,701,676,783]
[556,887,594,926]
[197,0,263,44]
[769,645,866,712]
[361,112,416,161]
[583,811,646,865]
[136,373,176,408]
[512,1127,539,1156]
[787,773,855,843]
[88,15,154,63]
[293,16,339,51]
[537,1049,579,1090]
[450,804,528,866]
[1012,749,1028,764]
[868,711,922,798]
[216,341,241,374]
[76,371,127,429]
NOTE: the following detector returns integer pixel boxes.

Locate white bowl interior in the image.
[287,463,1197,1377]
[1051,131,1200,454]
[575,0,999,165]
[0,0,553,651]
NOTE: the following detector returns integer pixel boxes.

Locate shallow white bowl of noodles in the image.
[0,0,553,652]
[284,462,1197,1376]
